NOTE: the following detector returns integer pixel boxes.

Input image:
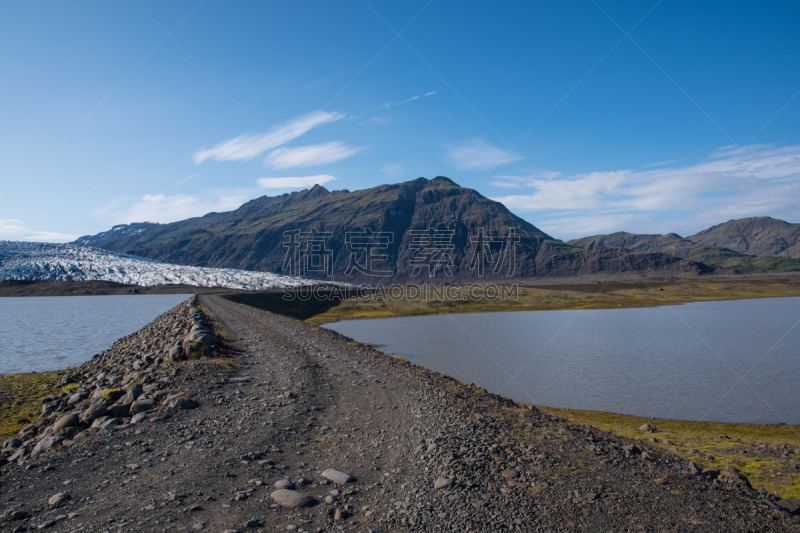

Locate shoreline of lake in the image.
[2,292,800,508]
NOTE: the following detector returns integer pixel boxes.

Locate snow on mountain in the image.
[0,241,335,290]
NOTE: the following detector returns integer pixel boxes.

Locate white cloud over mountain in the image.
[493,144,800,239]
[192,111,345,164]
[264,141,365,169]
[256,175,337,188]
[445,139,521,169]
[96,193,246,226]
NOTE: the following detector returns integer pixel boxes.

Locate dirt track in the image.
[1,294,798,532]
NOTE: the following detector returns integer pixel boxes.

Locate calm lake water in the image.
[324,297,800,425]
[0,294,191,374]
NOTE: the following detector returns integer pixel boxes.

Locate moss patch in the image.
[0,371,66,441]
[100,387,120,398]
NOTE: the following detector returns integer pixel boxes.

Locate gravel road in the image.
[1,294,798,532]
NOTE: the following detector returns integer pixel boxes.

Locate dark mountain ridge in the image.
[687,216,800,259]
[74,177,710,283]
[567,217,800,274]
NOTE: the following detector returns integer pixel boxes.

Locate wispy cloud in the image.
[445,139,521,169]
[256,175,337,189]
[380,90,437,110]
[98,193,245,225]
[640,158,685,169]
[176,173,197,185]
[711,144,773,159]
[0,219,79,242]
[492,144,800,239]
[491,172,562,187]
[265,141,365,170]
[193,111,345,164]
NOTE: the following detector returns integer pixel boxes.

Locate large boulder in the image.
[3,438,22,450]
[129,399,155,415]
[52,413,80,433]
[108,403,130,418]
[81,404,109,425]
[122,387,143,404]
[168,344,184,362]
[67,391,89,405]
[55,426,81,440]
[777,499,800,514]
[32,436,64,457]
[19,421,45,438]
[189,324,210,335]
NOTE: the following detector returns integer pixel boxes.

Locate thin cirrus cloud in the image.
[192,111,345,164]
[264,141,365,170]
[380,90,437,110]
[445,139,521,169]
[256,175,337,189]
[491,144,800,239]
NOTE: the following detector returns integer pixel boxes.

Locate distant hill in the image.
[74,177,711,283]
[687,217,800,259]
[568,231,800,273]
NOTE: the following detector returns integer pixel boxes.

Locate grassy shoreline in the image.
[302,277,800,325]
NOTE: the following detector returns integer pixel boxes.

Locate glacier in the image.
[0,241,335,290]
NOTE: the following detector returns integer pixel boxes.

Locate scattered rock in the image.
[130,412,150,424]
[501,468,519,479]
[170,398,199,409]
[48,492,70,506]
[434,476,453,490]
[321,468,355,484]
[270,489,315,508]
[574,491,598,501]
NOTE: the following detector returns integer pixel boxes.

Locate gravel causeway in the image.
[1,294,799,532]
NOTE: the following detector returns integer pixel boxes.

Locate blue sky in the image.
[1,0,799,242]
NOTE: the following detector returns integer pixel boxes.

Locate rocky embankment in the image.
[1,295,799,532]
[1,296,216,467]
